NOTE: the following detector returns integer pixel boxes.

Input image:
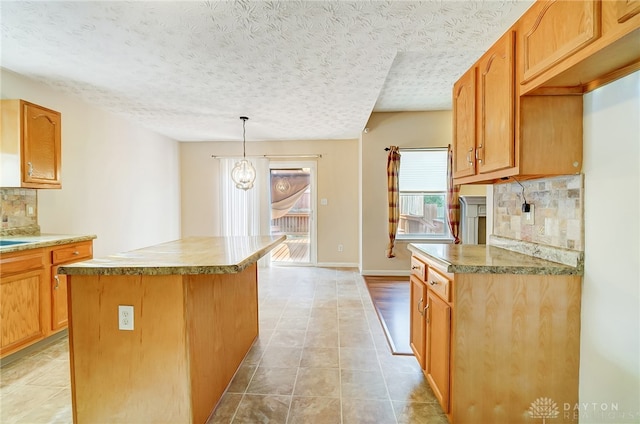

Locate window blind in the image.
[398,149,447,192]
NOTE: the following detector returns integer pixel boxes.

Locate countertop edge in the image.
[0,234,97,254]
[408,243,582,276]
[59,235,286,275]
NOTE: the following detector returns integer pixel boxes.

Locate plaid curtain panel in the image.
[447,144,461,244]
[386,146,401,258]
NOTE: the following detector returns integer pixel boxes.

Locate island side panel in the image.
[67,274,191,423]
[452,273,581,424]
[186,263,259,424]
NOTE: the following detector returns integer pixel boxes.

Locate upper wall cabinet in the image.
[519,0,640,94]
[452,30,583,185]
[520,0,600,85]
[1,100,62,189]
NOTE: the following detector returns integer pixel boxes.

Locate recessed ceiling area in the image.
[0,1,534,142]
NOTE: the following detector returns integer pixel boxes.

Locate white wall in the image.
[1,69,181,257]
[580,71,639,421]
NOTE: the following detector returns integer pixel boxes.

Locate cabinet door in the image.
[617,0,640,23]
[22,102,61,188]
[521,0,600,83]
[426,290,451,413]
[409,275,427,369]
[452,67,477,179]
[0,268,47,355]
[477,31,515,175]
[51,266,69,331]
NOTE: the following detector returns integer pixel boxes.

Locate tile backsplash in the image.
[493,175,583,251]
[0,188,40,236]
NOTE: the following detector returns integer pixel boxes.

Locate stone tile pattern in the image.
[0,188,39,236]
[493,175,584,251]
[0,267,448,424]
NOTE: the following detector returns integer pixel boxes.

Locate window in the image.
[397,148,451,240]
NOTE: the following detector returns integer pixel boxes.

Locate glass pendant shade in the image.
[231,159,256,190]
[231,116,256,190]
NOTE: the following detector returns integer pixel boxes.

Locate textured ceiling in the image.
[1,1,534,142]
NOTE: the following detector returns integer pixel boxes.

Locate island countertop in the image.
[59,235,286,276]
[408,243,582,275]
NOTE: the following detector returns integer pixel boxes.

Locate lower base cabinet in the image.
[410,252,581,424]
[0,240,93,358]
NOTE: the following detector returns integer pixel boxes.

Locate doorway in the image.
[269,161,317,265]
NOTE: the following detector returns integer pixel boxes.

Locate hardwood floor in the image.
[364,276,413,356]
[271,237,310,263]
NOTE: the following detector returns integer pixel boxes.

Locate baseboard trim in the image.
[361,270,411,277]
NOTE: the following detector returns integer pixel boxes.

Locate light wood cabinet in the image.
[0,239,93,358]
[50,241,93,332]
[452,67,476,179]
[520,0,600,85]
[519,0,640,94]
[452,30,583,185]
[477,31,515,175]
[0,100,62,189]
[425,288,451,413]
[0,249,47,356]
[409,275,427,369]
[410,251,581,423]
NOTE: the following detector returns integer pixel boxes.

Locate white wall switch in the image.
[118,305,134,331]
[320,198,328,206]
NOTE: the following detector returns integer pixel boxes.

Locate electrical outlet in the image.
[118,305,134,331]
[338,244,344,252]
[523,204,535,225]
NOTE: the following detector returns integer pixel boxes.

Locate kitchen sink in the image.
[0,240,30,247]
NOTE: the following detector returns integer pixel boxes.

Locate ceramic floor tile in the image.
[304,330,339,348]
[232,394,291,424]
[259,346,303,368]
[293,367,341,397]
[340,369,389,400]
[206,393,243,423]
[392,401,448,424]
[227,364,257,393]
[300,347,339,368]
[246,367,298,395]
[341,398,397,424]
[339,348,380,371]
[287,396,341,424]
[384,370,437,403]
[270,329,307,348]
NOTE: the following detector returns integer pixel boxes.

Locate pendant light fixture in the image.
[231,116,256,190]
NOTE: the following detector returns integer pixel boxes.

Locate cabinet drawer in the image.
[426,267,451,303]
[0,250,44,277]
[411,256,427,281]
[51,242,93,265]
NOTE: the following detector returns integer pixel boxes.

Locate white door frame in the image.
[268,160,317,265]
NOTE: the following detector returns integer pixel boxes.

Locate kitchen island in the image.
[59,236,285,424]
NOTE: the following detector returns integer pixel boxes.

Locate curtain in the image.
[386,146,401,258]
[219,157,269,236]
[270,173,310,219]
[446,144,461,244]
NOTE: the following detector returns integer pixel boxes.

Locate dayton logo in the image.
[529,397,560,423]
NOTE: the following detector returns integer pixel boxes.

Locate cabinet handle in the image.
[73,251,80,255]
[476,144,484,164]
[54,275,60,290]
[466,148,473,166]
[27,161,34,177]
[411,265,420,270]
[418,297,424,316]
[429,280,438,286]
[424,303,430,323]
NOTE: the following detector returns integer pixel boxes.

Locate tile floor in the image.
[0,266,448,424]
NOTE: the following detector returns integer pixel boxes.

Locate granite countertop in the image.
[58,235,286,276]
[408,243,582,275]
[0,234,97,254]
